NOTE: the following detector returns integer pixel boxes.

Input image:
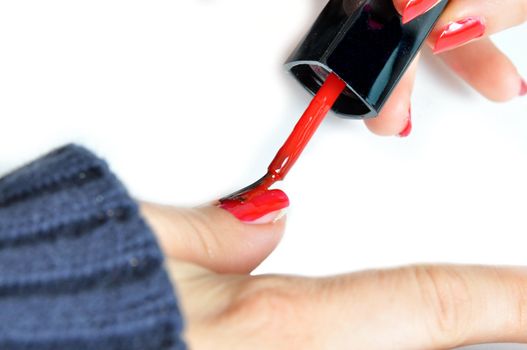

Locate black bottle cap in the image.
[285,0,448,119]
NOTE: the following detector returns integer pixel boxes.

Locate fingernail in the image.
[219,189,290,224]
[520,78,527,97]
[402,0,442,24]
[433,16,486,54]
[398,107,412,138]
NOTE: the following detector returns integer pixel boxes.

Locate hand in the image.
[367,0,527,137]
[141,202,527,349]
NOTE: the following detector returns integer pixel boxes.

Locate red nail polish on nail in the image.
[520,79,527,97]
[398,108,412,138]
[402,0,442,24]
[433,16,486,54]
[220,189,289,223]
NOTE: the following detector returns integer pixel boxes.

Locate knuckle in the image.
[218,276,306,335]
[411,266,472,346]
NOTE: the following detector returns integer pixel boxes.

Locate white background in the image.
[1,1,526,349]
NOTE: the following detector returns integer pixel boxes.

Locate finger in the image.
[364,56,418,137]
[438,38,525,101]
[429,0,527,54]
[310,265,527,349]
[141,202,286,274]
[226,265,527,349]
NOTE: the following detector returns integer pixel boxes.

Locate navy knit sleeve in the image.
[0,145,185,350]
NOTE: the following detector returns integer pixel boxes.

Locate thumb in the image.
[140,198,288,274]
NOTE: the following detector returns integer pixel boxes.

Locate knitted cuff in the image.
[0,145,185,350]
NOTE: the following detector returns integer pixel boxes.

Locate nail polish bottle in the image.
[286,0,448,119]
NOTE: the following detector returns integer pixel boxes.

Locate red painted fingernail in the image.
[433,16,486,54]
[520,78,527,97]
[398,108,412,138]
[219,189,289,223]
[402,0,442,24]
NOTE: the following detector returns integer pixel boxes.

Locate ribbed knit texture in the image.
[0,145,185,350]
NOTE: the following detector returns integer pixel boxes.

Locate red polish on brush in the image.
[220,73,346,221]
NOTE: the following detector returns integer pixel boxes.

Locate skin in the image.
[367,0,527,136]
[142,202,527,349]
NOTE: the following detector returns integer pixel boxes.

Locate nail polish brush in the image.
[221,0,448,211]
